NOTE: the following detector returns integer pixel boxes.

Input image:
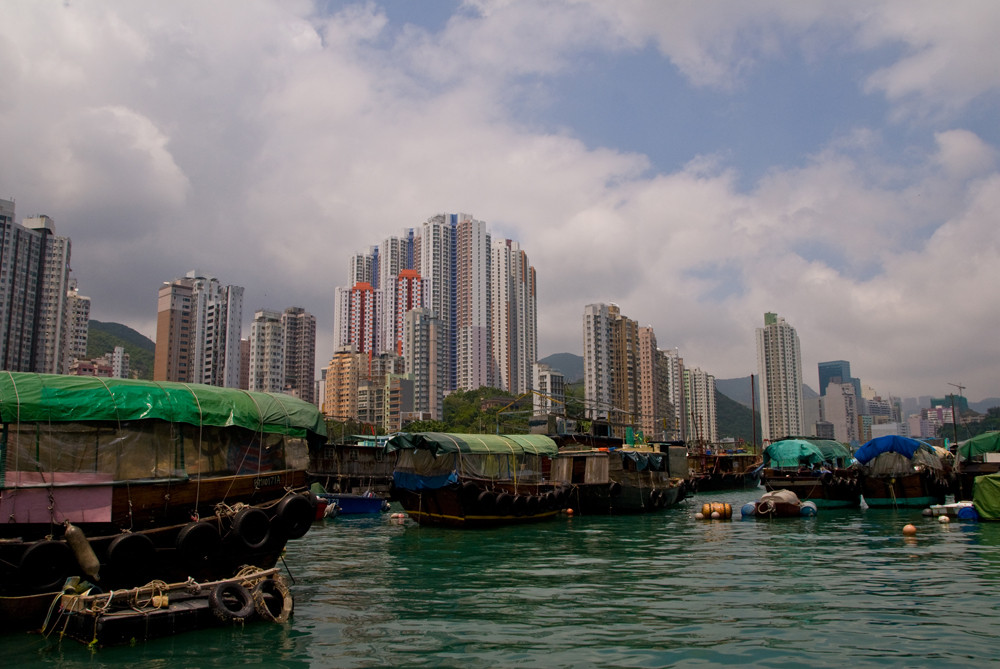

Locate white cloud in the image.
[1,1,998,402]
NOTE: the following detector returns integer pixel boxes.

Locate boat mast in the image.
[750,374,758,456]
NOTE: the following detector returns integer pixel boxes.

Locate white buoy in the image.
[938,515,950,523]
[711,511,721,519]
[694,512,704,520]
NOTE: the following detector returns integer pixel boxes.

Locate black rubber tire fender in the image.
[232,507,271,551]
[274,494,314,541]
[176,521,222,565]
[106,532,156,585]
[19,540,75,593]
[210,582,256,622]
[253,577,293,623]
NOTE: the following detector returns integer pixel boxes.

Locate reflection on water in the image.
[7,489,1000,667]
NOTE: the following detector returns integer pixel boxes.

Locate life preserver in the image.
[210,582,256,622]
[253,577,293,623]
[232,507,271,551]
[176,521,222,566]
[19,540,75,593]
[274,494,314,541]
[106,532,156,586]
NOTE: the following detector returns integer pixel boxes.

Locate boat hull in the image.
[761,469,861,509]
[393,482,567,528]
[318,493,388,514]
[860,472,947,508]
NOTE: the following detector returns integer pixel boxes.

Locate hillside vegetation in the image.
[86,320,155,379]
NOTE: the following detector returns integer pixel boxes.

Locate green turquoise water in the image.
[7,488,1000,667]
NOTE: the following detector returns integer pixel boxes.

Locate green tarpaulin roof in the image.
[803,438,852,462]
[763,439,825,468]
[0,372,326,438]
[958,432,1000,458]
[385,432,558,456]
[974,472,1000,520]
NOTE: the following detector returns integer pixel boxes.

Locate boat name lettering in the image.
[254,475,281,489]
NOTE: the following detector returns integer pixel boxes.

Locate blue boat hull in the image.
[320,494,386,514]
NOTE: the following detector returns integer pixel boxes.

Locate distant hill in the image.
[972,398,1000,413]
[716,376,817,408]
[87,320,155,379]
[538,352,584,383]
[716,389,761,443]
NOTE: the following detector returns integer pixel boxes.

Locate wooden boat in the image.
[760,438,860,509]
[385,432,569,528]
[48,567,292,646]
[315,490,390,514]
[0,372,325,630]
[308,434,396,497]
[955,432,1000,499]
[854,435,952,508]
[687,442,762,492]
[745,489,817,518]
[550,445,686,514]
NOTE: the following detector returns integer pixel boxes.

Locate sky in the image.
[2,0,999,403]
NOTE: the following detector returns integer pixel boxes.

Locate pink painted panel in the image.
[1,471,114,524]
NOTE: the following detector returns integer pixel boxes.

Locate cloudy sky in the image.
[2,1,998,402]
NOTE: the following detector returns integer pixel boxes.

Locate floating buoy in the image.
[711,511,720,519]
[922,508,933,516]
[566,508,574,515]
[938,515,950,524]
[741,503,756,517]
[902,524,917,535]
[694,512,705,520]
[799,501,818,517]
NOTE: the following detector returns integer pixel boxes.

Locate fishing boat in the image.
[854,435,952,508]
[308,434,396,498]
[550,444,686,514]
[686,442,762,492]
[312,487,390,515]
[0,372,325,630]
[955,431,1000,499]
[760,438,860,509]
[385,432,569,527]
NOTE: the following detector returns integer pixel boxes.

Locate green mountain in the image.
[87,320,155,379]
[538,352,584,383]
[716,389,761,444]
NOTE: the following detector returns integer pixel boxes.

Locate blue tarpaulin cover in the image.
[854,435,930,464]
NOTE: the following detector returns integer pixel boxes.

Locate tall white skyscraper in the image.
[755,312,804,442]
[684,367,718,444]
[334,213,538,399]
[582,303,614,420]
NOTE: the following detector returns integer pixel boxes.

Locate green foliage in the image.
[936,406,1000,441]
[86,321,155,379]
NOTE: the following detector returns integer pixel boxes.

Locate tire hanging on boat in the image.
[476,490,497,512]
[273,493,314,541]
[176,521,222,566]
[210,582,256,622]
[18,540,76,593]
[494,492,513,516]
[106,532,156,586]
[231,506,272,551]
[253,577,294,623]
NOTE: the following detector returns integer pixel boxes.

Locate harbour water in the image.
[7,488,1000,667]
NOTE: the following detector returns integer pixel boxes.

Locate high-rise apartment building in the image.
[248,309,285,393]
[0,203,82,374]
[685,367,718,444]
[404,307,444,421]
[532,363,565,416]
[756,312,804,442]
[65,279,91,366]
[334,282,380,354]
[154,271,243,387]
[336,213,537,401]
[282,307,316,404]
[582,303,639,434]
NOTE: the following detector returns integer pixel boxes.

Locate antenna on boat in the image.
[947,382,965,446]
[750,374,758,456]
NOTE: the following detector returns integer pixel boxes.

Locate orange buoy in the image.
[902,524,917,535]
